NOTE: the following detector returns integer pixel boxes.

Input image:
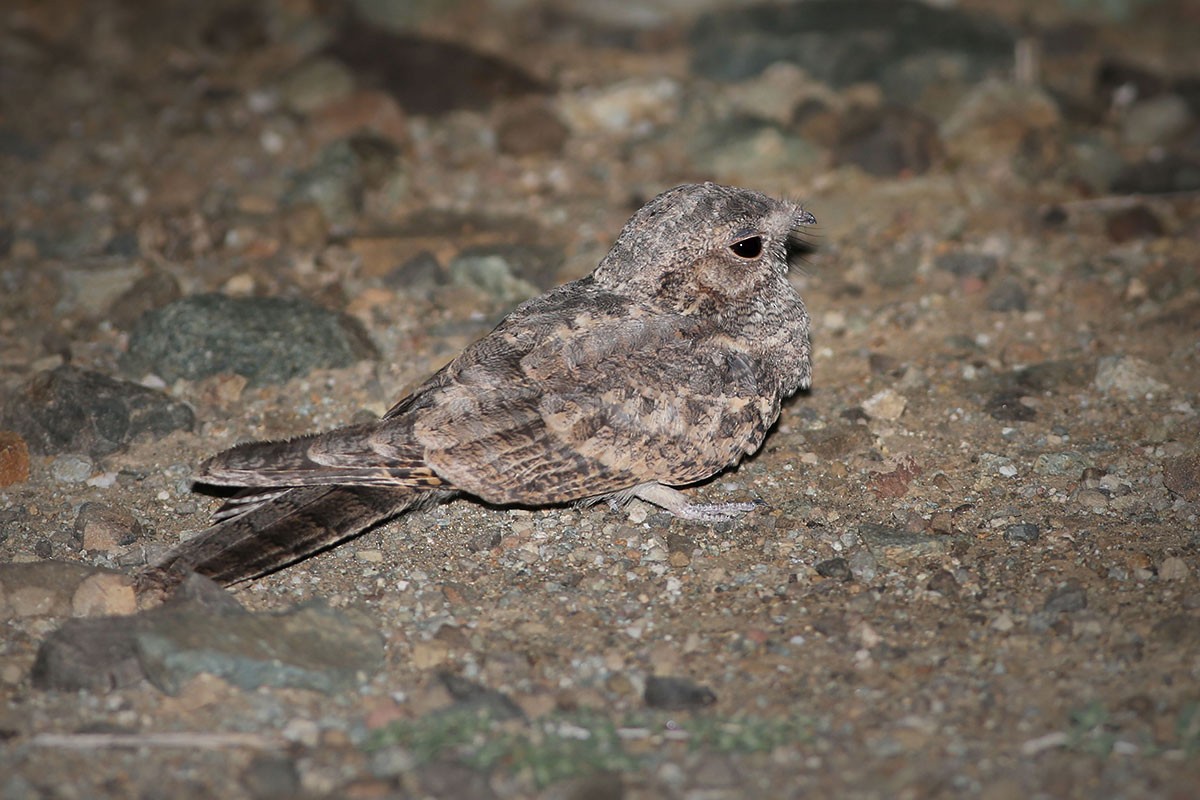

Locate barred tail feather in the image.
[138,485,447,592]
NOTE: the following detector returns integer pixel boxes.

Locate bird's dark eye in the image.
[729,236,763,259]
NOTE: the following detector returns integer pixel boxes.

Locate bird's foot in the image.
[624,482,760,522]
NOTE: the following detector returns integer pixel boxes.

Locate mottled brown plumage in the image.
[141,182,816,590]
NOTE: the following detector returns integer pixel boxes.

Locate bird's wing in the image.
[414,304,774,506]
[195,419,448,491]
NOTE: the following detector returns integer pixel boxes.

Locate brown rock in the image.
[75,502,144,552]
[1162,454,1200,502]
[0,430,31,486]
[0,561,119,618]
[1159,556,1190,582]
[71,572,137,617]
[311,90,409,148]
[282,203,330,251]
[834,105,942,177]
[495,97,569,157]
[930,511,955,534]
[109,272,183,332]
[868,457,922,499]
[1106,205,1164,243]
[942,81,1062,164]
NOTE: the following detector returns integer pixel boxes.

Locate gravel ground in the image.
[1,1,1198,798]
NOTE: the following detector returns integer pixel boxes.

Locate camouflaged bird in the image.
[141,183,816,590]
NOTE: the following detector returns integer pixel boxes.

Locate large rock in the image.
[121,293,378,386]
[2,365,194,457]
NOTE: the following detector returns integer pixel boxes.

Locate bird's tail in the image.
[137,485,441,594]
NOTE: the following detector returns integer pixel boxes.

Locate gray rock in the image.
[384,250,444,291]
[1093,355,1169,400]
[325,22,546,116]
[50,454,94,483]
[29,215,114,260]
[58,262,143,317]
[1065,132,1125,194]
[438,672,524,720]
[242,755,302,800]
[351,0,456,32]
[280,58,356,115]
[1016,360,1093,392]
[369,746,416,779]
[833,105,942,176]
[448,243,564,303]
[927,569,960,597]
[2,365,194,457]
[858,523,950,563]
[644,675,717,710]
[815,557,852,581]
[416,761,497,800]
[461,243,564,290]
[1033,452,1088,477]
[136,601,385,694]
[689,0,1013,91]
[30,574,243,692]
[686,117,823,184]
[1153,614,1200,645]
[1112,154,1200,194]
[0,775,37,800]
[848,550,879,583]
[986,277,1028,312]
[30,574,384,694]
[121,293,378,386]
[935,251,999,280]
[984,390,1036,422]
[540,771,625,800]
[1004,523,1040,544]
[1044,583,1087,614]
[1121,93,1193,147]
[285,138,373,229]
[109,271,183,332]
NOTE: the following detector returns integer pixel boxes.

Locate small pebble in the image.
[815,557,852,581]
[862,389,907,421]
[1072,488,1109,511]
[0,431,31,486]
[926,570,959,597]
[1004,523,1040,544]
[1105,205,1164,243]
[1033,452,1087,477]
[1162,454,1200,502]
[241,755,301,800]
[1044,583,1087,614]
[935,251,998,280]
[1079,466,1107,490]
[986,277,1028,312]
[50,454,93,483]
[643,675,716,710]
[1094,355,1168,400]
[1120,93,1192,146]
[1159,557,1189,582]
[848,550,878,583]
[75,503,143,552]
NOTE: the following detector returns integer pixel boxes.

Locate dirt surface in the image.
[2,1,1199,798]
